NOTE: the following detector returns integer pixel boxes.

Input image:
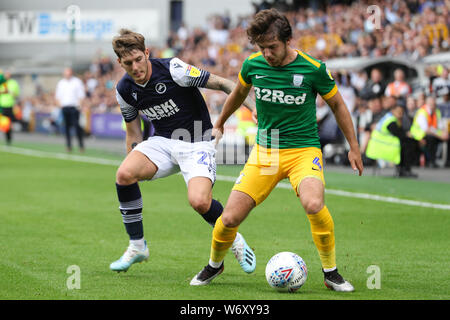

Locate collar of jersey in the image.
[135,79,149,88]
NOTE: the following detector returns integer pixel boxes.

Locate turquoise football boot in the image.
[110,241,149,272]
[231,232,256,273]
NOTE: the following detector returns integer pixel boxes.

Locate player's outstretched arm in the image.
[213,81,252,141]
[205,74,255,112]
[325,90,364,176]
[125,117,143,154]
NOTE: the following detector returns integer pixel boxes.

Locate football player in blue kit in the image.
[109,29,256,275]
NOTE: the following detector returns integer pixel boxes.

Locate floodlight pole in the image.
[69,24,76,69]
[66,5,80,69]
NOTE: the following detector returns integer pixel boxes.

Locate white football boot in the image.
[110,241,149,272]
[323,268,355,292]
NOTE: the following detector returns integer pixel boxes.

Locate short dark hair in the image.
[246,8,292,44]
[112,29,146,59]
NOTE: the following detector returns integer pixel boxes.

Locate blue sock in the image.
[201,199,223,227]
[116,182,144,240]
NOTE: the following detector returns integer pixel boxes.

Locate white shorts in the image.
[133,136,217,184]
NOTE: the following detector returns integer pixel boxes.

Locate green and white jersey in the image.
[238,50,337,149]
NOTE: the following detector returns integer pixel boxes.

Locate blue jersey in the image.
[116,58,212,142]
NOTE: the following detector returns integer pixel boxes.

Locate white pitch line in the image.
[0,145,121,166]
[2,145,450,211]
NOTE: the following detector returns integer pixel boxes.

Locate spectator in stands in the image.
[385,68,412,99]
[432,66,450,103]
[350,70,368,94]
[421,6,448,48]
[84,71,98,98]
[335,72,357,115]
[416,90,426,109]
[354,100,371,152]
[99,55,114,76]
[361,97,384,154]
[382,95,397,113]
[410,95,449,168]
[403,95,418,130]
[360,68,386,101]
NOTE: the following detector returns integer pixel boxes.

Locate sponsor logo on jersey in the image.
[140,99,180,120]
[255,75,268,79]
[155,82,167,94]
[254,87,307,105]
[292,74,303,87]
[186,65,201,77]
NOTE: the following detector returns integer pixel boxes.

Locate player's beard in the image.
[266,44,289,67]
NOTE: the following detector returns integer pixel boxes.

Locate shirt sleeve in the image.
[116,89,138,122]
[169,57,210,87]
[314,63,338,100]
[238,58,252,88]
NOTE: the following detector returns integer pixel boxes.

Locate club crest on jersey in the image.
[132,92,137,100]
[292,74,304,87]
[155,82,167,94]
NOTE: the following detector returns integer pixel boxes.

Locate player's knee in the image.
[116,167,138,185]
[189,196,210,214]
[302,198,324,215]
[221,212,241,228]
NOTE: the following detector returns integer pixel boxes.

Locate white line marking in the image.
[2,145,449,211]
[0,145,121,166]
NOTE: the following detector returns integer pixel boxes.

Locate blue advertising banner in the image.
[90,113,125,138]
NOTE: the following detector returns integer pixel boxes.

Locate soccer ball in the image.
[265,252,308,293]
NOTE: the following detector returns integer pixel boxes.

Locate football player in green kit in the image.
[190,8,363,292]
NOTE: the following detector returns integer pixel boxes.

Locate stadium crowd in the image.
[6,0,450,172]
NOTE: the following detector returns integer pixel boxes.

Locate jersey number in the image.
[197,151,210,166]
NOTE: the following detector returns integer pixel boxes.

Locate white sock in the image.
[129,238,145,251]
[232,232,241,245]
[323,266,337,273]
[209,259,223,269]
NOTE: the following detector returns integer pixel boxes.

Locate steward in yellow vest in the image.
[0,71,20,145]
[366,104,419,177]
[410,96,449,168]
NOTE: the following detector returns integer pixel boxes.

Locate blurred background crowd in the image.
[1,0,449,174]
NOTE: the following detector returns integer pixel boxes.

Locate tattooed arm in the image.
[205,74,256,112]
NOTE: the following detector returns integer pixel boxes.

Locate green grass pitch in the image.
[0,144,449,300]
